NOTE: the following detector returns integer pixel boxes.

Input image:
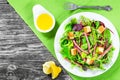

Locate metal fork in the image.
[64,2,112,11]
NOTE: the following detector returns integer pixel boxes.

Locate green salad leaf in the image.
[71,18,77,24]
[80,16,92,26]
[65,23,72,32]
[104,29,111,41]
[60,46,71,58]
[81,43,88,50]
[81,52,87,58]
[95,21,100,28]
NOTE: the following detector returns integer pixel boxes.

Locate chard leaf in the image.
[88,35,94,46]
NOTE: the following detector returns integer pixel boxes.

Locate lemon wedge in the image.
[51,64,62,79]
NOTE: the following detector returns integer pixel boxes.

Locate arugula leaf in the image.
[74,31,82,43]
[75,37,80,44]
[76,54,85,64]
[70,55,77,61]
[107,47,115,62]
[88,35,94,46]
[99,60,105,70]
[95,21,100,28]
[91,28,97,45]
[104,29,111,41]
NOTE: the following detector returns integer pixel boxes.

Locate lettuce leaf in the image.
[65,23,73,32]
[104,29,111,42]
[81,43,88,50]
[80,16,92,26]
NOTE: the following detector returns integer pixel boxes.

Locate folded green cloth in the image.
[8,0,120,80]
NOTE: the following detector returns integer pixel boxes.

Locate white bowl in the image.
[54,12,120,77]
[33,5,55,33]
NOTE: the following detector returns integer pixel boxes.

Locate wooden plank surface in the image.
[0,0,7,3]
[0,0,72,80]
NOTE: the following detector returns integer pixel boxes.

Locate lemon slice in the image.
[42,61,55,74]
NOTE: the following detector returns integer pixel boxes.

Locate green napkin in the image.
[8,0,120,80]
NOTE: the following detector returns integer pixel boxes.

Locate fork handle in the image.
[78,6,112,11]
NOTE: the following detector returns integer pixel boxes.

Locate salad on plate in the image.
[60,16,114,71]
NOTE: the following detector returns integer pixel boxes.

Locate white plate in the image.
[54,12,120,77]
